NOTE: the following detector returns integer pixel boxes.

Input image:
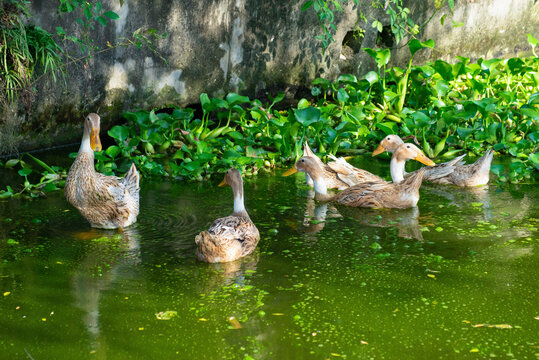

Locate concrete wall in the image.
[1,0,538,154]
[395,0,539,65]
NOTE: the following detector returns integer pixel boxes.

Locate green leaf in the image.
[527,33,538,47]
[25,154,57,174]
[226,93,250,106]
[376,122,398,135]
[408,39,435,58]
[529,153,539,168]
[4,159,20,169]
[294,107,321,126]
[337,88,349,103]
[103,11,120,20]
[18,168,32,177]
[297,98,310,109]
[364,48,391,68]
[518,107,539,120]
[108,126,130,142]
[301,1,313,11]
[106,145,121,159]
[433,60,454,81]
[42,183,58,192]
[84,7,92,20]
[364,71,379,84]
[96,16,107,26]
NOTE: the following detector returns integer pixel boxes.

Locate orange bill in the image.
[282,165,298,177]
[218,178,227,187]
[414,152,435,166]
[90,127,102,152]
[372,143,386,156]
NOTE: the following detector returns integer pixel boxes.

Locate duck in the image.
[195,168,260,263]
[284,143,435,209]
[302,142,383,190]
[65,113,140,229]
[372,134,493,186]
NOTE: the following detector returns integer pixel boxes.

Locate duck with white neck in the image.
[373,134,493,186]
[195,168,260,263]
[283,143,435,209]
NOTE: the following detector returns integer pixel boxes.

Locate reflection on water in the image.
[425,184,493,220]
[0,158,537,359]
[338,206,424,240]
[71,227,141,354]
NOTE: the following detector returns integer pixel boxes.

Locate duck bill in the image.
[218,179,228,187]
[90,127,102,152]
[282,165,298,177]
[372,143,386,156]
[414,153,435,166]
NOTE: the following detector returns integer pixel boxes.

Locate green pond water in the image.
[0,153,537,359]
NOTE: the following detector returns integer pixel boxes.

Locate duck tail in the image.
[477,149,494,172]
[423,154,465,181]
[122,163,140,192]
[303,141,314,157]
[402,167,427,191]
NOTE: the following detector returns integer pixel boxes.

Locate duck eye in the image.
[301,159,305,163]
[407,145,410,149]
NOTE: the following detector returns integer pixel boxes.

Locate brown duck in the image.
[373,134,493,186]
[195,168,260,263]
[284,144,435,209]
[303,141,383,189]
[65,113,140,229]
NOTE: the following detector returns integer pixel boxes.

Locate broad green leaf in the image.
[364,71,379,84]
[507,58,525,75]
[434,79,449,98]
[297,98,310,109]
[42,183,58,192]
[294,107,321,126]
[519,107,539,120]
[408,39,435,58]
[200,93,211,110]
[96,16,107,26]
[526,33,538,47]
[103,11,120,20]
[226,93,250,106]
[433,60,454,81]
[18,168,32,177]
[364,48,390,68]
[337,88,349,103]
[376,122,398,135]
[457,127,474,139]
[108,126,129,142]
[301,0,313,11]
[4,159,19,168]
[106,145,121,159]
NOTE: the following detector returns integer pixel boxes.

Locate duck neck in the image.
[232,182,248,217]
[390,156,406,183]
[310,173,333,201]
[79,128,94,157]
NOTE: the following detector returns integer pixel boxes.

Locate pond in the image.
[0,152,537,359]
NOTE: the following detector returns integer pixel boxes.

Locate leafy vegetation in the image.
[302,0,454,52]
[1,37,537,198]
[0,0,165,109]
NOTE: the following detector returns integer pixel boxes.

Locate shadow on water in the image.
[0,153,537,359]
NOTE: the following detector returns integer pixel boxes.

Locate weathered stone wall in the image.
[395,0,539,65]
[1,0,538,154]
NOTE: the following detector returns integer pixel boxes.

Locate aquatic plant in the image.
[1,38,537,199]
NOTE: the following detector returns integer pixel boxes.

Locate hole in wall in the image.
[342,29,364,54]
[376,25,395,48]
